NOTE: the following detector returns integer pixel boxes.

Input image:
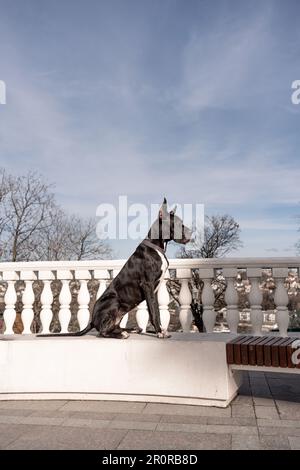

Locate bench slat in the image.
[226,336,247,364]
[234,336,252,365]
[263,337,280,367]
[279,338,295,368]
[241,336,256,365]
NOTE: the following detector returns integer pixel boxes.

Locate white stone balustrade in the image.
[177,268,193,332]
[158,269,171,332]
[75,269,91,330]
[20,270,37,334]
[248,268,263,336]
[3,270,18,334]
[224,268,239,334]
[273,267,289,337]
[136,300,149,333]
[57,270,72,333]
[0,257,299,337]
[95,269,109,300]
[39,270,54,334]
[200,268,216,333]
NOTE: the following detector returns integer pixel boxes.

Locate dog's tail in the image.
[36,324,93,338]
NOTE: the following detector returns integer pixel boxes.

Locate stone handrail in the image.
[0,257,299,337]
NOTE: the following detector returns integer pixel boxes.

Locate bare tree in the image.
[32,205,73,261]
[33,206,112,261]
[177,214,242,259]
[0,169,9,242]
[67,215,112,260]
[1,172,54,261]
[0,171,112,261]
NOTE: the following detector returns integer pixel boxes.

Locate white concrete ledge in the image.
[0,332,242,407]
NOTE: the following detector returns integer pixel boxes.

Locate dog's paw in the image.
[157,330,171,339]
[121,331,130,339]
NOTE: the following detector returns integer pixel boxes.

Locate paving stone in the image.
[259,435,290,450]
[0,423,31,449]
[117,430,231,450]
[254,406,279,419]
[257,418,300,428]
[0,415,23,424]
[273,394,300,403]
[249,372,265,378]
[143,403,231,417]
[28,410,76,418]
[0,400,67,411]
[232,405,255,418]
[203,424,258,436]
[109,420,157,431]
[0,409,33,417]
[156,422,258,435]
[61,418,110,429]
[250,379,269,387]
[231,395,253,405]
[0,414,65,426]
[239,390,252,396]
[156,422,207,433]
[207,416,257,426]
[160,415,208,425]
[232,434,261,450]
[259,426,300,437]
[276,401,300,420]
[69,411,116,420]
[23,416,65,426]
[61,400,145,413]
[252,397,275,406]
[5,425,126,450]
[288,437,300,450]
[112,413,161,422]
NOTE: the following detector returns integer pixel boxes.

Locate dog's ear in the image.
[159,198,168,219]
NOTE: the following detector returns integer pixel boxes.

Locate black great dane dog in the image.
[38,198,192,339]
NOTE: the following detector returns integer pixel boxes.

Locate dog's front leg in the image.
[140,281,171,338]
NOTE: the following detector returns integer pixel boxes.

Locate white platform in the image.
[0,332,242,407]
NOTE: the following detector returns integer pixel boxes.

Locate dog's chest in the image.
[154,249,168,293]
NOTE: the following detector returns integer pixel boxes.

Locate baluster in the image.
[136,301,149,333]
[3,271,18,335]
[75,270,91,330]
[39,270,55,334]
[177,269,192,332]
[199,268,216,333]
[273,268,289,337]
[20,271,37,334]
[248,268,263,336]
[158,270,170,332]
[120,313,129,329]
[224,268,239,334]
[57,270,72,333]
[94,269,109,300]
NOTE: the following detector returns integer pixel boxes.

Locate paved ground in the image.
[0,371,300,450]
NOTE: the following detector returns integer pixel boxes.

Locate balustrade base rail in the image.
[0,332,242,407]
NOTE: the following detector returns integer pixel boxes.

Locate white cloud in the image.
[176,10,275,113]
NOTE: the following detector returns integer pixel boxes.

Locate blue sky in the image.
[0,0,300,258]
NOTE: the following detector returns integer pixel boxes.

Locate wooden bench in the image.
[226,335,300,370]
